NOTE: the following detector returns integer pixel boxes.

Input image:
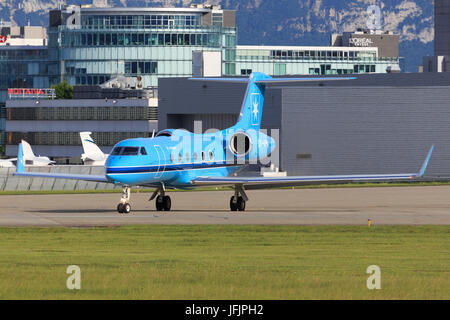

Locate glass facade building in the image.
[235,46,398,76]
[0,46,50,146]
[48,6,237,87]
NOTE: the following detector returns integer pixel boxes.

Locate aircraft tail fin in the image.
[21,140,35,160]
[80,132,105,162]
[17,142,24,173]
[190,73,356,131]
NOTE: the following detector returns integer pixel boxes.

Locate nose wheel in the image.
[117,186,131,214]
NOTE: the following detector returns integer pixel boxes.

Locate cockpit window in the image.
[121,147,139,156]
[155,131,172,137]
[140,147,147,155]
[111,147,123,155]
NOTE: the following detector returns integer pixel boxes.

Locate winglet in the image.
[16,142,24,173]
[418,145,434,177]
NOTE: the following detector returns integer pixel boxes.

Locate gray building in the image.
[159,73,450,178]
[435,0,450,57]
[332,29,400,59]
[423,0,450,72]
[5,96,157,163]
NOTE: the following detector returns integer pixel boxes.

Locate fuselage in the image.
[105,127,275,188]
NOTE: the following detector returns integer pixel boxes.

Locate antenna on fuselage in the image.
[152,129,155,138]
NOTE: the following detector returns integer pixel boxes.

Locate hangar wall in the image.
[282,87,446,177]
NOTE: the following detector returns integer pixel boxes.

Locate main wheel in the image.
[237,196,246,211]
[122,203,131,214]
[163,196,171,211]
[156,195,164,211]
[230,196,238,211]
[117,203,124,213]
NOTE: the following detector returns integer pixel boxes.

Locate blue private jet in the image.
[14,72,434,214]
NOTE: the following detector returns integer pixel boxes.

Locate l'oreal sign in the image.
[349,38,374,47]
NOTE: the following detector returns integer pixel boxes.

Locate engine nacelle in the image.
[229,131,253,156]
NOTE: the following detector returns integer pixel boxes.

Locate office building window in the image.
[125,61,158,75]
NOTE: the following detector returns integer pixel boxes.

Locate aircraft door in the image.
[154,145,166,178]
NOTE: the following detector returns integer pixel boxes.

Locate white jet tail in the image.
[80,132,106,164]
[21,140,36,160]
[20,140,54,166]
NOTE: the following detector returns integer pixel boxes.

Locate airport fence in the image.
[0,166,118,191]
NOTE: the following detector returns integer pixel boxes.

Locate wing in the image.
[191,146,434,188]
[13,171,109,183]
[12,142,110,183]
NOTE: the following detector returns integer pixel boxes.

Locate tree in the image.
[51,81,73,99]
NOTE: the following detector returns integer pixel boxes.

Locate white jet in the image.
[21,140,55,166]
[80,132,108,166]
[0,158,17,168]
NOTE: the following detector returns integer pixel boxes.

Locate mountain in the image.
[0,0,435,72]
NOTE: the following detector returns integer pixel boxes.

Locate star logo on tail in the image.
[251,93,260,125]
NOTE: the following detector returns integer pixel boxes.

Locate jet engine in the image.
[229,132,252,156]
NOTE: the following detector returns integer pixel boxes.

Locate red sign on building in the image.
[0,35,7,43]
[8,88,55,99]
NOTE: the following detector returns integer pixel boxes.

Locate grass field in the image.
[0,225,449,300]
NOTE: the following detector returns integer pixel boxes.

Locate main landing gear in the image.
[230,184,248,212]
[149,184,172,211]
[117,186,131,214]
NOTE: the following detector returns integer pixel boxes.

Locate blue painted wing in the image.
[13,142,110,183]
[192,146,434,187]
[191,173,417,187]
[13,171,109,183]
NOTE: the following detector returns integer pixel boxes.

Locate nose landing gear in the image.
[117,186,131,214]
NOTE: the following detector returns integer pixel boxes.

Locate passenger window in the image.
[122,147,139,156]
[186,153,190,162]
[111,147,123,155]
[209,150,214,161]
[140,147,147,155]
[193,152,198,162]
[178,153,183,163]
[201,151,206,161]
[170,153,174,163]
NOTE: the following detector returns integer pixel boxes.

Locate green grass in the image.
[0,225,449,300]
[1,181,450,196]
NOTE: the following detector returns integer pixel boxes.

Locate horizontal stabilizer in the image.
[255,77,356,84]
[189,76,357,84]
[189,77,248,83]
